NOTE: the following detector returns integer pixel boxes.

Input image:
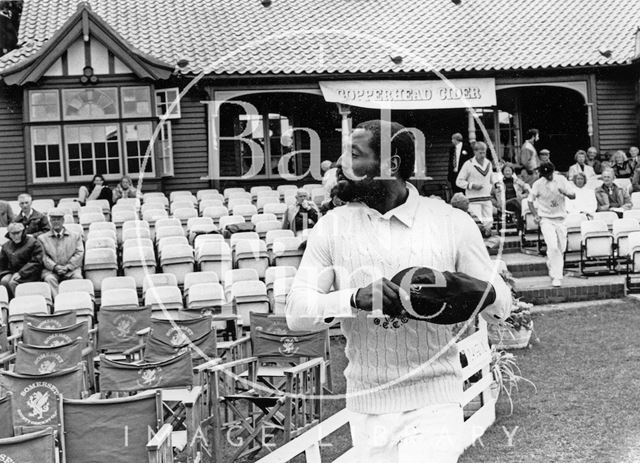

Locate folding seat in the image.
[122,238,154,252]
[58,197,81,215]
[169,190,195,202]
[84,248,118,291]
[122,219,150,232]
[145,286,184,316]
[79,211,106,234]
[15,337,85,376]
[101,288,139,310]
[223,268,260,299]
[142,273,178,297]
[230,231,260,251]
[272,236,304,268]
[141,202,166,216]
[15,282,53,309]
[594,211,619,231]
[250,186,273,198]
[112,209,138,242]
[156,217,183,230]
[623,209,640,221]
[265,266,296,308]
[102,276,137,294]
[143,194,169,208]
[227,197,252,212]
[196,188,220,201]
[256,195,281,213]
[276,184,298,198]
[170,200,197,214]
[581,220,615,275]
[86,199,111,216]
[255,220,282,239]
[22,310,77,331]
[79,205,104,217]
[60,393,172,463]
[85,237,117,252]
[563,213,589,267]
[251,213,277,225]
[59,279,95,301]
[186,217,217,244]
[223,187,247,200]
[231,280,270,326]
[144,192,167,200]
[53,291,94,327]
[272,277,294,314]
[631,192,640,210]
[122,246,157,288]
[613,217,640,259]
[218,214,245,232]
[196,241,232,278]
[86,227,117,242]
[121,226,151,242]
[87,218,114,235]
[184,271,220,299]
[157,236,189,260]
[263,202,288,221]
[142,208,168,223]
[160,244,195,285]
[202,205,229,225]
[194,233,224,252]
[32,199,55,214]
[199,199,224,214]
[7,295,48,335]
[265,229,295,252]
[234,239,269,278]
[0,427,57,460]
[64,223,85,239]
[115,197,141,209]
[154,225,186,244]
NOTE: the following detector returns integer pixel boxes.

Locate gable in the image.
[43,37,132,77]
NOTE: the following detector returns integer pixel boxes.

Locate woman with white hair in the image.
[567,150,596,181]
[611,150,633,179]
[566,172,597,217]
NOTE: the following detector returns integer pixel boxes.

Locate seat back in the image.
[14,282,52,303]
[15,339,84,375]
[218,215,245,230]
[593,211,618,229]
[144,316,217,361]
[100,288,139,310]
[58,279,95,298]
[249,312,326,361]
[22,321,90,348]
[102,276,137,294]
[97,307,151,353]
[0,428,56,462]
[142,273,178,296]
[23,311,77,330]
[8,296,48,333]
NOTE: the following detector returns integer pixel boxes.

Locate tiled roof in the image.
[1,0,639,76]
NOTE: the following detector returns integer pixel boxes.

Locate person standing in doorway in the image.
[447,133,473,195]
[519,129,540,186]
[528,162,575,287]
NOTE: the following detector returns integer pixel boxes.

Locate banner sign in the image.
[319,78,496,109]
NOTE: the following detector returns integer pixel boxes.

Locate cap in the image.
[390,267,496,324]
[538,162,555,176]
[48,208,65,217]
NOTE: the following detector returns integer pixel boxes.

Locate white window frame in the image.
[121,86,152,118]
[30,126,64,183]
[64,123,123,182]
[123,121,155,178]
[62,87,120,121]
[159,121,174,177]
[29,89,61,122]
[155,88,181,119]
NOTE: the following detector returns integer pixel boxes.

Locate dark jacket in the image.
[448,142,474,186]
[0,201,14,227]
[0,231,43,281]
[13,209,50,238]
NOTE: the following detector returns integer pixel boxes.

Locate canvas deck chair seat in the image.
[98,352,202,459]
[0,428,56,463]
[97,306,152,357]
[0,393,14,438]
[60,391,175,463]
[0,364,86,434]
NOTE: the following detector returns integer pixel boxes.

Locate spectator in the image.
[630,162,640,192]
[282,189,319,236]
[456,141,502,229]
[567,150,596,181]
[539,149,551,164]
[0,199,14,227]
[447,132,473,194]
[611,150,633,179]
[0,222,43,297]
[112,175,139,203]
[599,151,613,171]
[585,146,602,175]
[595,169,631,213]
[628,146,640,172]
[38,208,84,298]
[319,186,346,215]
[519,128,540,185]
[528,162,576,287]
[78,174,113,207]
[566,172,597,218]
[450,193,492,238]
[14,193,50,238]
[493,163,530,229]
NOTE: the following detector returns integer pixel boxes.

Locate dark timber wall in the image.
[0,86,27,201]
[596,75,638,153]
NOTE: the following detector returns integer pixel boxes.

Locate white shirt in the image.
[453,142,462,172]
[566,187,597,216]
[529,173,574,219]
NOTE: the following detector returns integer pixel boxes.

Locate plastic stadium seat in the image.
[158,236,189,259]
[155,217,182,230]
[173,208,198,227]
[272,237,304,268]
[155,226,185,243]
[170,200,197,214]
[100,288,139,309]
[218,215,245,231]
[169,190,195,202]
[263,203,288,221]
[122,238,154,251]
[112,208,137,224]
[87,227,117,242]
[54,291,94,326]
[276,185,298,197]
[160,244,195,285]
[594,211,619,230]
[15,282,53,308]
[265,266,297,307]
[142,273,178,296]
[613,218,640,258]
[85,237,117,251]
[143,194,169,207]
[273,277,294,314]
[144,286,184,315]
[194,233,224,252]
[123,219,150,232]
[250,186,273,198]
[223,268,259,299]
[311,188,327,207]
[223,187,247,200]
[122,227,151,242]
[631,192,640,210]
[302,184,323,195]
[63,214,76,224]
[196,189,220,201]
[623,210,640,221]
[116,197,141,209]
[32,199,55,213]
[227,197,252,210]
[199,199,224,214]
[142,209,168,223]
[202,206,229,224]
[564,213,589,256]
[58,198,81,214]
[183,271,220,297]
[141,203,166,216]
[186,283,226,312]
[79,212,106,232]
[231,280,269,326]
[86,199,110,215]
[102,276,137,294]
[65,224,84,238]
[8,295,48,334]
[187,217,216,235]
[251,213,277,225]
[230,231,260,250]
[255,220,282,239]
[8,201,19,216]
[265,230,295,251]
[256,196,281,213]
[84,248,118,291]
[196,241,232,278]
[232,204,258,221]
[88,221,115,234]
[122,246,157,288]
[59,279,95,300]
[234,240,269,278]
[581,220,614,260]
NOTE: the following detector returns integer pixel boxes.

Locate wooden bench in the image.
[256,321,496,462]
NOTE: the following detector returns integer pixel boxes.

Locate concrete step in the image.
[512,274,626,305]
[487,235,522,256]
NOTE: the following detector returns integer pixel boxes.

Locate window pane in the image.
[122,87,151,117]
[46,128,59,145]
[34,145,46,161]
[35,163,48,178]
[108,159,120,173]
[30,90,60,122]
[49,163,61,177]
[82,161,93,175]
[126,141,138,156]
[62,88,118,119]
[95,143,106,158]
[155,88,180,117]
[107,142,119,157]
[49,145,60,160]
[69,161,81,176]
[81,143,92,158]
[68,144,80,160]
[96,160,107,173]
[128,158,139,173]
[79,126,92,143]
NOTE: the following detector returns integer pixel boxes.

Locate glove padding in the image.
[390,267,496,324]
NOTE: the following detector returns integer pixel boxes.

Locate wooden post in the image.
[467,108,477,144]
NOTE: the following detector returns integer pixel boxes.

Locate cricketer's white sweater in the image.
[285,183,511,414]
[456,158,501,201]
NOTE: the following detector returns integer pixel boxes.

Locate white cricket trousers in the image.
[468,200,493,227]
[539,217,567,280]
[349,403,464,463]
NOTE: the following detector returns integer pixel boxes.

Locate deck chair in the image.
[0,365,86,433]
[59,392,173,463]
[14,339,84,375]
[0,428,56,462]
[0,392,13,438]
[22,321,90,348]
[23,311,76,330]
[97,306,151,355]
[613,218,640,260]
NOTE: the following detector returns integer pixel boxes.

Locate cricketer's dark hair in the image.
[355,119,416,180]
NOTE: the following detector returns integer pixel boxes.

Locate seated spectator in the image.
[595,169,631,214]
[112,175,139,203]
[451,193,492,238]
[0,199,14,227]
[319,186,346,215]
[611,150,633,179]
[282,189,319,237]
[492,163,529,229]
[38,208,84,298]
[628,146,640,172]
[566,172,597,218]
[0,222,43,297]
[599,151,613,171]
[78,174,113,207]
[585,146,602,175]
[14,193,50,238]
[539,149,551,164]
[567,150,596,181]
